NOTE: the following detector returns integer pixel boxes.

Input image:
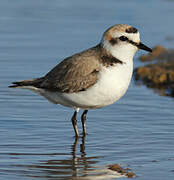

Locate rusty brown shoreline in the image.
[108,164,136,178]
[134,45,174,97]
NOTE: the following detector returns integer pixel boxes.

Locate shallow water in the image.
[1,0,174,179]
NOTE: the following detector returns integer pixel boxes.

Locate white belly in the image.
[39,62,133,110]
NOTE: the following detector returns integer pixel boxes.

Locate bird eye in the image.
[119,36,128,41]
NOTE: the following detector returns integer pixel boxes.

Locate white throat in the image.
[101,37,137,64]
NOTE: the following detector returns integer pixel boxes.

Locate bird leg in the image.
[80,135,86,153]
[81,110,88,136]
[71,111,79,137]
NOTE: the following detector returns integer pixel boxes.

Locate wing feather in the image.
[40,46,100,93]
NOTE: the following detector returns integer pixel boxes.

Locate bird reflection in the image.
[13,137,101,179]
[69,136,88,178]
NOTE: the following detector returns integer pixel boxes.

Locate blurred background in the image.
[1,0,174,179]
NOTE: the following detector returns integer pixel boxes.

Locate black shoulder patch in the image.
[101,56,123,67]
[126,27,138,34]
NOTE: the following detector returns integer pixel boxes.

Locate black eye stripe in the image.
[119,36,138,46]
[128,39,138,46]
[109,38,118,45]
[109,36,138,47]
[119,36,128,41]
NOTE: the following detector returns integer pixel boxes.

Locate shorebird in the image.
[9,24,152,137]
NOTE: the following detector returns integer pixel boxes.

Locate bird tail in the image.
[8,78,44,88]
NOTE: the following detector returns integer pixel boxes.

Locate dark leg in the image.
[81,110,88,136]
[80,136,86,153]
[71,111,79,137]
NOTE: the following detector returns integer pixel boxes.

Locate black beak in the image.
[137,42,152,52]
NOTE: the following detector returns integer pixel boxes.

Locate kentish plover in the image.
[9,24,152,137]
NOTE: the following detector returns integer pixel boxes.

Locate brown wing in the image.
[40,46,100,93]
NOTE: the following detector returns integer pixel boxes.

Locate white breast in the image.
[44,60,133,109]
